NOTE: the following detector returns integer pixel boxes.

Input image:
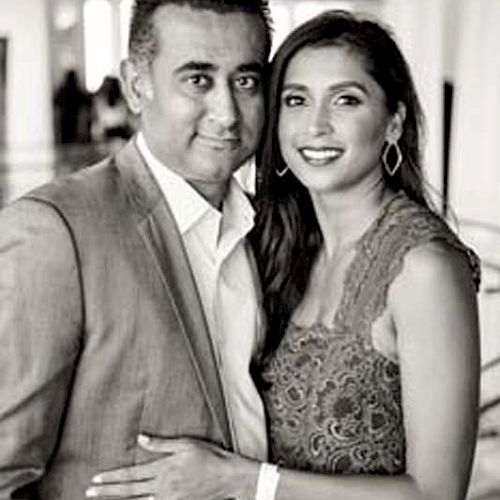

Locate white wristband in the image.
[255,463,280,500]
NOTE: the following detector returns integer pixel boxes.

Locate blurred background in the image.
[0,0,499,497]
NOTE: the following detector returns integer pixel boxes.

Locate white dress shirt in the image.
[136,134,267,460]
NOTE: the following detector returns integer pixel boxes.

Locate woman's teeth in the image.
[300,148,343,163]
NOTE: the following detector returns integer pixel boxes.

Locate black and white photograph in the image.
[0,1,498,499]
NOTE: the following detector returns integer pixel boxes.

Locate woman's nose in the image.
[307,104,333,136]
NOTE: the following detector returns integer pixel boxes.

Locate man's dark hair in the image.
[128,0,273,65]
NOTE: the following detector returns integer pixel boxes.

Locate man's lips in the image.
[299,147,344,165]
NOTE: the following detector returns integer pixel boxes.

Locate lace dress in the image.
[261,193,480,475]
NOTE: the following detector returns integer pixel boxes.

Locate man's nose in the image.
[207,84,240,130]
[308,104,333,136]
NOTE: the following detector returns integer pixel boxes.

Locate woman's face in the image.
[278,44,400,195]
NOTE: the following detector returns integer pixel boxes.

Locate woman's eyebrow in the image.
[281,80,369,94]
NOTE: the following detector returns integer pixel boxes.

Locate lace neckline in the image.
[291,191,405,332]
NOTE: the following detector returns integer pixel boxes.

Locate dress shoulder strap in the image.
[336,193,481,337]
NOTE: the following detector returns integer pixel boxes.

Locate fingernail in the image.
[138,434,150,445]
[85,487,97,497]
[91,474,102,484]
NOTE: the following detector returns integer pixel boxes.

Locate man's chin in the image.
[193,154,247,177]
[195,134,243,152]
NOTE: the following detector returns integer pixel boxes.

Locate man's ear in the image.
[119,59,153,115]
[386,102,407,142]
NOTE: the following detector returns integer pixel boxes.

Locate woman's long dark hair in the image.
[253,10,429,358]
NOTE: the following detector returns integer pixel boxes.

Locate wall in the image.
[0,0,54,162]
[382,0,446,204]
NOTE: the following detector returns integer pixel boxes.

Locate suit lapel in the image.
[115,138,232,447]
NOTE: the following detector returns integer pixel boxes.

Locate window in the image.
[119,0,134,59]
[270,0,382,53]
[83,0,113,92]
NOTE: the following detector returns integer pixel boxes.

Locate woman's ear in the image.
[119,59,153,115]
[386,102,407,142]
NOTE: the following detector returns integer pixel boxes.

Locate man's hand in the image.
[85,435,258,500]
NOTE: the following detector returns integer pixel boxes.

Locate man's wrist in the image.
[224,453,260,500]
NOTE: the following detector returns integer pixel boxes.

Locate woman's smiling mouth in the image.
[299,147,344,165]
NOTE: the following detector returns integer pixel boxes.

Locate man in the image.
[0,1,272,497]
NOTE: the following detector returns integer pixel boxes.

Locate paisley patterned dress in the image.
[261,193,480,475]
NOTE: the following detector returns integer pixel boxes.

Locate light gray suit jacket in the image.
[0,138,233,499]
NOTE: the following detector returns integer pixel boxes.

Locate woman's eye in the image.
[335,94,361,106]
[283,94,306,107]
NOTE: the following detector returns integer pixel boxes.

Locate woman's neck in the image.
[310,180,397,258]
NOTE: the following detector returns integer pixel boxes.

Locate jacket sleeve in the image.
[0,199,82,498]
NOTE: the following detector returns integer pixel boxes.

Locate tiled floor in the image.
[0,142,499,498]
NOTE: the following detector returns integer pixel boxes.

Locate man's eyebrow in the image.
[175,62,216,74]
[237,62,264,74]
[174,62,265,74]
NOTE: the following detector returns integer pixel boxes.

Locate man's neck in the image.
[186,179,228,211]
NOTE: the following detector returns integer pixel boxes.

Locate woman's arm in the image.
[86,242,479,500]
[388,241,480,500]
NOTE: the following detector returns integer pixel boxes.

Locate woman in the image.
[87,10,480,500]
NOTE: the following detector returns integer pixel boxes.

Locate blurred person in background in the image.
[54,69,92,143]
[91,76,134,142]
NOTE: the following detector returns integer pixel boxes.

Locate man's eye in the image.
[282,94,306,107]
[235,75,260,91]
[187,74,212,90]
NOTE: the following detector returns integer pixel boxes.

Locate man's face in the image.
[132,4,267,199]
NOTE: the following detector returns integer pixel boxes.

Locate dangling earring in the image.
[275,165,289,177]
[382,139,403,177]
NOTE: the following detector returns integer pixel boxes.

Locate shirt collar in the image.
[137,132,213,234]
[136,132,255,251]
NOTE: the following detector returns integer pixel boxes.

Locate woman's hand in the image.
[85,435,259,500]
